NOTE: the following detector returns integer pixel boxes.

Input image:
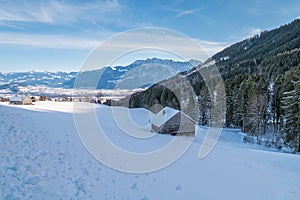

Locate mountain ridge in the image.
[0,58,201,94]
[66,57,201,89]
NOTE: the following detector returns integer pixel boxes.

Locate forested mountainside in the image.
[127,19,300,151]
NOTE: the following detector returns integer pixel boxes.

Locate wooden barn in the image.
[150,107,196,136]
[0,96,9,102]
[10,95,32,105]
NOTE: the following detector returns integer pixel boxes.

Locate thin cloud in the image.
[175,9,195,18]
[196,40,229,56]
[0,22,24,30]
[0,33,100,50]
[0,31,228,61]
[0,0,122,25]
[156,4,201,19]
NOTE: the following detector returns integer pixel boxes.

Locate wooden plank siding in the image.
[151,111,196,136]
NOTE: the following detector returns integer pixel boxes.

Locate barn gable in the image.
[151,107,196,136]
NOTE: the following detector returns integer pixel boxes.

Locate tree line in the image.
[222,67,300,151]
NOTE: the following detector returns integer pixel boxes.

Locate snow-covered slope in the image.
[0,102,299,199]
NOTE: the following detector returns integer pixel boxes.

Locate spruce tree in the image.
[281,67,300,151]
[198,86,211,126]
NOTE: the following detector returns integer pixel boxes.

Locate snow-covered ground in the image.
[1,102,300,199]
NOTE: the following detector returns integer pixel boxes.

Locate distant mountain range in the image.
[69,58,201,90]
[0,58,201,94]
[0,71,77,94]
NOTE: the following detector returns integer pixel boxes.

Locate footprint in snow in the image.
[25,176,41,185]
[175,185,182,191]
[130,183,138,190]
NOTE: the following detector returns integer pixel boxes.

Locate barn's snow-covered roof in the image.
[150,107,179,127]
[10,95,26,102]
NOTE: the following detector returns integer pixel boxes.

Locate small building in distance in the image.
[10,95,32,105]
[0,96,9,102]
[31,96,39,102]
[150,107,196,136]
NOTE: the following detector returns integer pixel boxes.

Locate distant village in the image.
[0,94,116,106]
[0,93,197,137]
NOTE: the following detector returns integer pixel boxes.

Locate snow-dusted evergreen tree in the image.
[185,90,199,122]
[247,74,268,139]
[281,67,300,152]
[225,76,243,128]
[236,74,268,140]
[237,75,251,133]
[272,75,284,133]
[198,86,211,126]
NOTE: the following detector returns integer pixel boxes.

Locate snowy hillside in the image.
[0,102,300,199]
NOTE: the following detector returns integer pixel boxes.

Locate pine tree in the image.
[225,79,235,127]
[239,74,268,138]
[228,74,246,128]
[198,86,211,126]
[237,77,250,133]
[281,67,300,151]
[272,75,284,133]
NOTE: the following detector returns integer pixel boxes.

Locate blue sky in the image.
[0,0,300,72]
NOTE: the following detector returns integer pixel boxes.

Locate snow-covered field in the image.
[1,102,300,199]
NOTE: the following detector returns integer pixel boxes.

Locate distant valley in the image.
[0,58,200,96]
